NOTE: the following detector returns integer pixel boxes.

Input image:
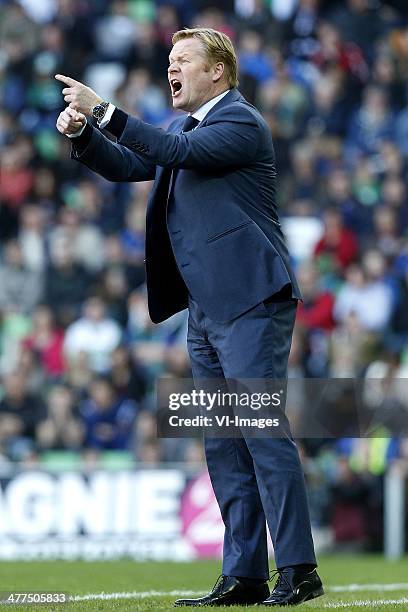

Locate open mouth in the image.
[170,79,183,97]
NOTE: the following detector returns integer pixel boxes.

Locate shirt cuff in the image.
[98,102,116,129]
[70,122,93,153]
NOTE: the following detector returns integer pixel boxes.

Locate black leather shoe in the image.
[174,575,270,607]
[259,567,324,606]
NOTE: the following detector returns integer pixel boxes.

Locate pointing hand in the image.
[55,74,102,115]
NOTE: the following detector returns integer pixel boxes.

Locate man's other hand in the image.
[56,106,87,136]
[55,74,102,115]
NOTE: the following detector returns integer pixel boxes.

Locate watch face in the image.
[93,104,106,120]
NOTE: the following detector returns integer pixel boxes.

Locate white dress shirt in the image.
[68,89,231,138]
[188,89,230,123]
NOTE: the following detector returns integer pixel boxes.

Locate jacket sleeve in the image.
[71,123,156,182]
[118,105,262,170]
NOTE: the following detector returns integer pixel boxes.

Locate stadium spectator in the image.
[286,141,317,203]
[95,266,129,328]
[312,21,368,85]
[238,29,275,84]
[79,376,138,450]
[351,157,381,208]
[110,345,147,403]
[308,72,349,137]
[0,239,43,314]
[334,258,393,331]
[119,199,146,267]
[257,63,308,140]
[48,206,105,273]
[313,208,359,273]
[324,168,371,236]
[329,455,372,551]
[371,53,406,110]
[64,296,122,374]
[92,0,137,64]
[346,86,395,159]
[381,175,408,230]
[329,0,390,63]
[30,166,58,212]
[45,237,90,325]
[36,384,83,451]
[329,312,378,377]
[22,304,65,378]
[371,206,400,258]
[296,261,335,331]
[17,344,46,395]
[104,233,146,291]
[126,290,187,380]
[0,142,35,211]
[18,204,47,272]
[0,370,45,460]
[285,0,320,63]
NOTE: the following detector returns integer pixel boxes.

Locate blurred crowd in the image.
[0,0,408,550]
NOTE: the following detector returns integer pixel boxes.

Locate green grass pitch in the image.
[1,555,407,610]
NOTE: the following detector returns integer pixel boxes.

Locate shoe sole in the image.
[258,586,325,606]
[175,594,270,607]
[304,586,325,602]
[175,598,269,607]
[175,603,264,607]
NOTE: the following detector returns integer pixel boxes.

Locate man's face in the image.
[168,38,223,113]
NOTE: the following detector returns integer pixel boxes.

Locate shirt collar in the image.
[190,89,231,123]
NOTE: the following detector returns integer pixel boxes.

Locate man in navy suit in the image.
[56,28,323,607]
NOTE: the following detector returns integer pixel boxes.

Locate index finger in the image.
[55,74,79,87]
[65,106,86,121]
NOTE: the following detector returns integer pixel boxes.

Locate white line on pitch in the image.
[72,584,408,602]
[72,590,203,601]
[324,598,408,608]
[328,583,408,592]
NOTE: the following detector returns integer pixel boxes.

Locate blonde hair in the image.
[171,27,238,88]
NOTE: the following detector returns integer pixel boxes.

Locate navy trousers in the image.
[187,294,316,579]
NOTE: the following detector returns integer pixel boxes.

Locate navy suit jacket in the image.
[72,88,301,323]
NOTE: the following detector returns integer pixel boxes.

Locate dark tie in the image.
[182,115,199,132]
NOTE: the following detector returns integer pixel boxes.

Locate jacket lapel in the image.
[197,88,243,127]
[147,89,245,218]
[148,116,184,202]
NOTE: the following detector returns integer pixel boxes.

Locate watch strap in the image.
[92,100,109,121]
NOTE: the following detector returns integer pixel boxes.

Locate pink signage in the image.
[179,471,224,558]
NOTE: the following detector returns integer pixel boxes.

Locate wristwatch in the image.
[92,101,109,122]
